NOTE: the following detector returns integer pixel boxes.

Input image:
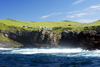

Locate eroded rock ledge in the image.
[1,30,100,50]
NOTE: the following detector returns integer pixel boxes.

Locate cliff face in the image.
[31,30,61,45]
[1,30,100,50]
[1,30,61,48]
[61,30,100,50]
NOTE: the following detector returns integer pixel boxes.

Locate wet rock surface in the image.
[1,30,100,50]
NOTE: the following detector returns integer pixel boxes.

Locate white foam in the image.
[0,48,16,50]
[0,48,82,54]
[0,48,100,57]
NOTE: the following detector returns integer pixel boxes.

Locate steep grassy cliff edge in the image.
[0,19,100,49]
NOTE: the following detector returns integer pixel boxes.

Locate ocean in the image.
[0,48,100,67]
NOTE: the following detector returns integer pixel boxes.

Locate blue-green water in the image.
[0,48,100,67]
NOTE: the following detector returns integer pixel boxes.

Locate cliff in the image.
[0,30,100,50]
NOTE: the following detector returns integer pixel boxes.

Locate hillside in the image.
[0,33,23,48]
[87,20,100,26]
[0,19,85,31]
[0,19,85,27]
[0,19,100,48]
[0,19,100,32]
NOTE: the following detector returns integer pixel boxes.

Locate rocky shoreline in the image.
[0,30,100,50]
[0,41,23,48]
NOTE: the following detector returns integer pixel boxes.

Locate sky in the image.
[0,0,100,23]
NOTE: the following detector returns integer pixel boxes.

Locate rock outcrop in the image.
[1,30,100,50]
[61,30,100,50]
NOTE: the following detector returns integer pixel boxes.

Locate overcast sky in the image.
[0,0,100,23]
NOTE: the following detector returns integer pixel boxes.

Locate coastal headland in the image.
[0,19,100,50]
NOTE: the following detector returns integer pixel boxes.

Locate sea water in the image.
[0,48,100,67]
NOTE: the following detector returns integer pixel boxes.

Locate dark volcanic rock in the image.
[1,30,100,50]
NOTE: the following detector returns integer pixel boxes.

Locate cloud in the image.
[67,13,87,18]
[75,13,87,17]
[41,15,51,19]
[67,4,100,18]
[66,4,100,23]
[72,0,85,5]
[41,13,55,19]
[67,15,75,18]
[84,4,100,11]
[90,5,100,8]
[66,11,81,14]
[75,19,99,23]
[57,13,63,14]
[40,13,62,19]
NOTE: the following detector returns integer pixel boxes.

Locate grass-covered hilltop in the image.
[0,18,100,49]
[0,18,100,32]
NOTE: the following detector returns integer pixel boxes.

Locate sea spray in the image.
[0,48,99,57]
[0,48,100,67]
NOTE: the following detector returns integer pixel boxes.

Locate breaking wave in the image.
[0,48,100,57]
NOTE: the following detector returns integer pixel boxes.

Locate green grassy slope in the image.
[0,19,100,32]
[0,19,85,28]
[87,20,100,26]
[0,33,23,48]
